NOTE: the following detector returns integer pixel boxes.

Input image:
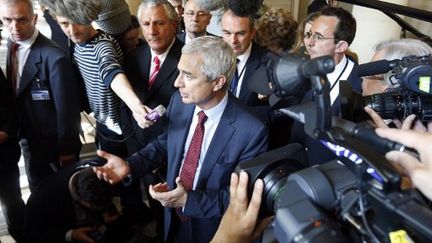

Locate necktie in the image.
[148,56,160,90]
[229,58,240,95]
[7,42,20,94]
[177,111,207,221]
[180,111,208,191]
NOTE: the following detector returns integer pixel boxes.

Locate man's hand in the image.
[93,150,130,184]
[71,226,96,243]
[376,128,432,200]
[211,171,272,243]
[149,177,188,208]
[0,131,9,144]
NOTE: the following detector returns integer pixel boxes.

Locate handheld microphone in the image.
[145,105,167,122]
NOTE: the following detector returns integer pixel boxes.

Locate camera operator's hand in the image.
[376,128,432,200]
[365,107,432,132]
[211,171,273,243]
[71,226,96,243]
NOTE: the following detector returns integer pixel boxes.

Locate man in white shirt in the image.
[94,36,268,243]
[177,0,212,44]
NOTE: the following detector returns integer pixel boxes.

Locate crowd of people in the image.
[1,0,432,242]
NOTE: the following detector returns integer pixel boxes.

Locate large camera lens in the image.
[365,92,432,122]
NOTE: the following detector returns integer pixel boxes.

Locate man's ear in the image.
[335,40,349,54]
[212,75,227,91]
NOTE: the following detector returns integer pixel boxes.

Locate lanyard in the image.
[330,58,349,92]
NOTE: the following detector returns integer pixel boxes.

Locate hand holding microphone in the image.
[145,105,167,122]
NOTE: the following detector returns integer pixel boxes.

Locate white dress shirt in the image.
[179,92,228,189]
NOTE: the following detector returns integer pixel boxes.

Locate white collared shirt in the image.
[233,42,253,97]
[179,92,228,189]
[326,54,354,104]
[149,38,176,77]
[14,29,39,90]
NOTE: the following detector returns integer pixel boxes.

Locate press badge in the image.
[31,90,51,101]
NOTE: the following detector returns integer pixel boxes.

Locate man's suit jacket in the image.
[176,31,215,44]
[9,33,82,157]
[238,42,270,107]
[127,91,268,242]
[123,38,183,153]
[0,69,20,169]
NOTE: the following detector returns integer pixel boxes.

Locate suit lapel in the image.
[239,43,260,100]
[147,39,182,96]
[196,95,236,187]
[17,35,42,96]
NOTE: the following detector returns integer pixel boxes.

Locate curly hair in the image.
[254,8,298,54]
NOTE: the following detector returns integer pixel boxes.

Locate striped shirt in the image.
[74,31,124,135]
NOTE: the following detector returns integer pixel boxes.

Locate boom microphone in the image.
[145,105,167,122]
[195,0,225,11]
[354,59,399,77]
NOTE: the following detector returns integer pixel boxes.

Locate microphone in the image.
[145,105,167,122]
[226,0,263,17]
[333,118,419,158]
[354,59,399,77]
[195,0,225,11]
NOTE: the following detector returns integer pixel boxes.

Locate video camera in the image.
[237,54,432,242]
[342,55,432,123]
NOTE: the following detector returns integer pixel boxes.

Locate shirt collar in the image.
[236,42,253,68]
[193,92,228,121]
[150,38,176,64]
[327,54,348,83]
[14,29,39,48]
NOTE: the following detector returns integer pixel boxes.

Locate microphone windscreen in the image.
[355,60,392,77]
[145,105,167,122]
[226,0,263,17]
[195,0,225,11]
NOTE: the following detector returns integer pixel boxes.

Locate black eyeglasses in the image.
[304,31,339,42]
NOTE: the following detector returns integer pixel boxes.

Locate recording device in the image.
[350,55,432,122]
[195,0,263,17]
[145,105,167,122]
[239,54,432,242]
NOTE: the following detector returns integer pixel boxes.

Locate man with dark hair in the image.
[0,68,25,243]
[220,8,270,119]
[95,36,268,242]
[1,0,82,190]
[291,6,361,165]
[24,164,140,243]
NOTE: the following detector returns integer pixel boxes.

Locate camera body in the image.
[239,53,432,242]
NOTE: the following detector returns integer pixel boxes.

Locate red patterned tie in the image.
[180,111,208,190]
[148,56,160,90]
[177,111,207,221]
[7,42,20,95]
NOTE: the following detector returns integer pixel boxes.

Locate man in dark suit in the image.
[290,6,361,165]
[0,68,25,243]
[95,36,268,243]
[123,0,183,154]
[177,0,212,44]
[2,0,82,190]
[220,8,270,120]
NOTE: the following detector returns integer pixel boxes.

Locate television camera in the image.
[237,54,432,243]
[357,55,432,122]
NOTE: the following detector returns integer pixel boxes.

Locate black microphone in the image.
[354,59,399,77]
[145,105,167,122]
[333,118,419,158]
